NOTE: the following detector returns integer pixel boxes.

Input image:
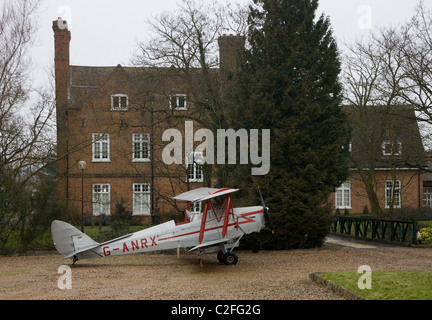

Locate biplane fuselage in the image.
[51,188,268,265]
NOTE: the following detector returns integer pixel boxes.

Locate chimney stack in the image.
[53,18,71,110]
[218,35,245,76]
[52,18,71,203]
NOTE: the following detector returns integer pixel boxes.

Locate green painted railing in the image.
[331,216,417,245]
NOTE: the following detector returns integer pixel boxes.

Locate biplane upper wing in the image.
[173,187,239,202]
[173,187,219,202]
[198,188,239,201]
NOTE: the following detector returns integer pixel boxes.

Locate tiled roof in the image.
[345,105,427,169]
[69,65,116,109]
[68,64,216,109]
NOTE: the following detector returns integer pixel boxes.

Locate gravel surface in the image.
[1,243,432,300]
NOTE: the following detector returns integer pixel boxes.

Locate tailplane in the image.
[51,220,99,258]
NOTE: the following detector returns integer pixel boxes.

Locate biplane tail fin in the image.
[51,220,99,258]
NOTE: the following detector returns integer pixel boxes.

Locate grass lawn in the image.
[319,270,432,300]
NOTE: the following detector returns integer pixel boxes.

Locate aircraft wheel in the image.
[223,252,238,265]
[217,250,224,263]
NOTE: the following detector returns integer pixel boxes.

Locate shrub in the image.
[362,205,369,215]
[419,227,432,245]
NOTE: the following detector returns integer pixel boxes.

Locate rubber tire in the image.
[217,250,224,263]
[223,252,238,265]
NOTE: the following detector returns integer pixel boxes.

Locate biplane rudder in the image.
[51,220,99,258]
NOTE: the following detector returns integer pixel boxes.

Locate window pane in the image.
[102,142,108,158]
[133,183,150,215]
[142,143,149,158]
[132,134,150,161]
[113,96,120,109]
[186,152,203,182]
[178,96,185,109]
[344,190,350,207]
[171,96,177,108]
[93,184,110,215]
[93,133,110,161]
[335,181,350,208]
[94,144,100,159]
[112,95,128,110]
[385,180,401,208]
[336,190,342,207]
[170,94,187,110]
[120,96,127,109]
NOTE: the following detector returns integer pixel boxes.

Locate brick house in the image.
[53,18,427,223]
[421,153,432,209]
[52,19,243,223]
[329,105,427,216]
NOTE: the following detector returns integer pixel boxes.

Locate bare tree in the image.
[0,0,60,251]
[341,2,432,217]
[135,0,246,69]
[134,0,248,124]
[342,26,407,107]
[398,1,432,139]
[132,0,248,203]
[341,26,411,217]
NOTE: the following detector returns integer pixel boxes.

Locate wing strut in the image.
[222,194,234,238]
[199,200,209,244]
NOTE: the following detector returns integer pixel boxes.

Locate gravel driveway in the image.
[1,242,432,300]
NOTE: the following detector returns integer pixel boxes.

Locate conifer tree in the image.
[227,0,351,249]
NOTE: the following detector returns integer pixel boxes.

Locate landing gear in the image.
[223,252,238,265]
[217,250,224,263]
[217,250,238,265]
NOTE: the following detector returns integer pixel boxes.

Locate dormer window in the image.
[382,140,402,156]
[111,94,128,111]
[170,94,187,110]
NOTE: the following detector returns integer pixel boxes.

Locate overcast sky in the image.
[30,0,427,84]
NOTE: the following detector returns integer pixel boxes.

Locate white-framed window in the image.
[423,187,432,208]
[133,183,151,215]
[190,202,201,214]
[169,94,187,110]
[92,133,110,162]
[132,133,150,162]
[93,184,110,216]
[385,180,401,209]
[335,181,351,209]
[382,140,402,156]
[111,94,128,111]
[187,151,203,182]
[342,142,352,153]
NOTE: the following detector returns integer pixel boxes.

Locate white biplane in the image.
[51,187,271,265]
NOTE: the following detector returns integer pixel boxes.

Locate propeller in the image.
[258,187,274,235]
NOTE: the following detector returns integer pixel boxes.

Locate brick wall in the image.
[53,19,244,223]
[330,170,423,215]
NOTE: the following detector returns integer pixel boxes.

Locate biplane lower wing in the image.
[188,237,240,253]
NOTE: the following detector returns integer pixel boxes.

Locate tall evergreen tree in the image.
[227,0,351,249]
